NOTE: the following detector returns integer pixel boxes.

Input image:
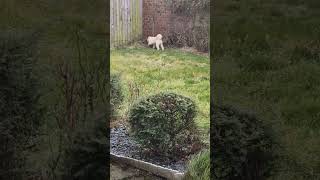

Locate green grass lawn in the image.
[111,47,210,140]
[214,0,320,179]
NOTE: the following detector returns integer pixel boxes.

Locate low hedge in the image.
[128,92,199,156]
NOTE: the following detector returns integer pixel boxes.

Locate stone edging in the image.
[110,153,185,180]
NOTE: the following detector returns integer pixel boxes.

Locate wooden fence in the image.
[110,0,143,48]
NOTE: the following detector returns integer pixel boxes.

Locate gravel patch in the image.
[111,124,187,172]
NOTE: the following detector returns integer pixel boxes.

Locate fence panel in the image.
[110,0,143,48]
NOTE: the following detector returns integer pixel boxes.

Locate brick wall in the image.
[142,0,209,51]
[142,0,172,42]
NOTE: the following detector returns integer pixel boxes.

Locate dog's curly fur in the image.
[147,34,164,50]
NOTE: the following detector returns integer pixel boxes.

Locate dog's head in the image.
[156,34,163,40]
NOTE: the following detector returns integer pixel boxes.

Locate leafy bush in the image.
[184,149,210,180]
[211,105,276,180]
[110,73,124,117]
[128,92,198,156]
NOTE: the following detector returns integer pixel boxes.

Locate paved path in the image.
[110,162,165,180]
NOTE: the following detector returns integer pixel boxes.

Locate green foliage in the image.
[110,73,124,117]
[211,105,275,180]
[61,116,108,180]
[184,149,210,180]
[128,92,198,156]
[0,30,44,179]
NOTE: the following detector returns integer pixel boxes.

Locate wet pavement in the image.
[110,162,164,180]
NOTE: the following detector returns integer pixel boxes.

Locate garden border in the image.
[110,153,185,180]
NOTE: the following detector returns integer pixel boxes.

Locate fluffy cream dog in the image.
[147,34,164,50]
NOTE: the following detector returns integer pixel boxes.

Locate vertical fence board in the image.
[110,0,143,48]
[110,0,114,46]
[128,0,131,43]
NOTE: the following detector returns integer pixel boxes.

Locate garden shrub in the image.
[128,92,198,156]
[212,105,276,180]
[184,149,210,180]
[110,73,123,117]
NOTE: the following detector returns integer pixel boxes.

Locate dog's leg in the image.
[153,44,156,49]
[156,41,160,50]
[160,42,164,50]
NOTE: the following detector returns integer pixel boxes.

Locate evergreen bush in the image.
[128,92,198,156]
[212,105,276,180]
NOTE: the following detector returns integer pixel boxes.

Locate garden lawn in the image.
[111,47,210,140]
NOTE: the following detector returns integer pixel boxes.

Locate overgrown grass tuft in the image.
[184,149,210,180]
